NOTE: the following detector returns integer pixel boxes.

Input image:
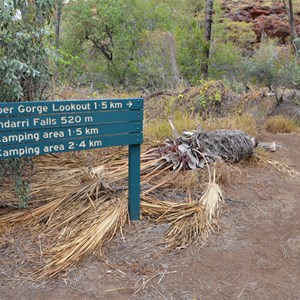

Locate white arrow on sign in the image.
[126,101,133,108]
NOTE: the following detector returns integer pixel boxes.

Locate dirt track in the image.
[1,133,299,300]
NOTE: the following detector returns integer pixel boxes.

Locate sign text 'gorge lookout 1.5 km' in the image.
[0,98,144,220]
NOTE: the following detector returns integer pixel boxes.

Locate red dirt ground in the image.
[0,132,299,300]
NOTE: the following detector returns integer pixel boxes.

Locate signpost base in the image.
[128,144,141,220]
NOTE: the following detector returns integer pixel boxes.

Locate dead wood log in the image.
[148,122,257,171]
[190,129,256,163]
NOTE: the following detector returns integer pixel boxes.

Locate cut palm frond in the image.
[142,196,208,249]
[0,137,226,277]
[141,165,223,250]
[35,196,128,279]
[255,155,299,177]
[199,166,224,221]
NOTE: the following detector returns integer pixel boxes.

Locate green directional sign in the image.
[0,110,142,131]
[0,98,143,117]
[0,121,143,145]
[0,98,144,221]
[0,133,143,159]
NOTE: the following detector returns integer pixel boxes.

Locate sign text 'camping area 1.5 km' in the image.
[0,98,144,159]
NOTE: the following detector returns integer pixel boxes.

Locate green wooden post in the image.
[128,144,141,220]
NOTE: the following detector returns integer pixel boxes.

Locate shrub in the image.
[220,21,256,49]
[176,25,206,84]
[209,42,243,80]
[242,39,300,104]
[144,111,200,143]
[144,110,259,144]
[0,0,56,207]
[135,31,181,91]
[0,0,55,101]
[203,114,259,137]
[264,115,299,133]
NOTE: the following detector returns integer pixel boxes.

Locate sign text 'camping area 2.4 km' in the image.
[0,98,144,159]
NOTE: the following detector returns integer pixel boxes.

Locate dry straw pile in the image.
[0,141,224,279]
[0,125,297,279]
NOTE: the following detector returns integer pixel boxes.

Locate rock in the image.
[249,6,271,18]
[272,2,285,14]
[235,9,252,22]
[229,2,300,43]
[253,14,291,42]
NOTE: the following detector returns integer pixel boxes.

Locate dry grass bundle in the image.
[141,196,209,249]
[0,155,99,209]
[203,114,259,137]
[256,155,300,177]
[0,187,18,208]
[0,142,225,278]
[141,165,223,250]
[264,115,299,134]
[35,196,128,279]
[199,167,224,221]
[142,196,201,222]
[29,167,93,204]
[214,160,241,186]
[0,147,132,209]
[164,208,209,249]
[1,175,128,279]
[172,169,207,192]
[0,174,112,230]
[33,153,91,173]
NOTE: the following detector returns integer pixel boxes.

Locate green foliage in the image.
[214,20,256,49]
[207,1,253,81]
[191,80,226,115]
[242,39,300,102]
[61,0,192,89]
[209,41,242,80]
[0,157,32,208]
[291,60,300,89]
[56,49,84,83]
[243,39,280,89]
[62,0,143,86]
[41,0,300,93]
[174,0,251,83]
[0,0,56,207]
[164,80,226,117]
[10,158,32,208]
[61,0,231,88]
[226,21,256,48]
[0,0,55,101]
[135,31,181,90]
[176,24,206,84]
[197,79,222,108]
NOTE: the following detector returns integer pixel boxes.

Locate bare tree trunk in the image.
[283,0,298,39]
[283,0,300,59]
[203,0,214,79]
[288,0,298,39]
[55,0,63,48]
